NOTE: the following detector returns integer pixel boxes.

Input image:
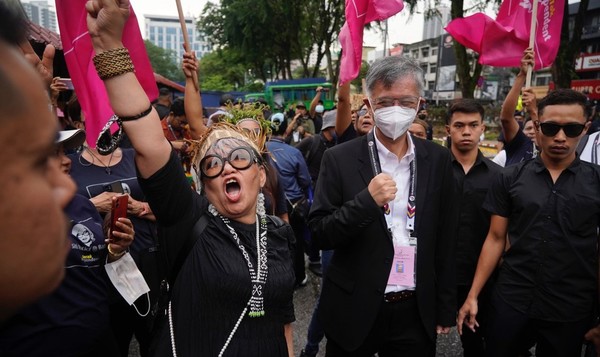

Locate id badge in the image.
[388,244,416,287]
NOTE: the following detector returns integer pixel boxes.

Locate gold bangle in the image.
[93,48,135,80]
[107,244,126,257]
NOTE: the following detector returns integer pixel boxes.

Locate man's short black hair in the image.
[538,89,591,120]
[220,93,235,106]
[445,99,484,125]
[158,87,170,97]
[170,97,185,117]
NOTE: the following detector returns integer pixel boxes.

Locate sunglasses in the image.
[537,122,585,138]
[199,147,259,179]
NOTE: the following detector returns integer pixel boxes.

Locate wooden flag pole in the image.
[526,0,539,88]
[175,0,199,91]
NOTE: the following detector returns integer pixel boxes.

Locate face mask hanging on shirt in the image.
[372,106,417,141]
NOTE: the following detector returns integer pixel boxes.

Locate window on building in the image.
[412,50,419,59]
[432,48,437,56]
[421,47,429,58]
[428,81,435,90]
[430,64,437,74]
[421,64,428,74]
[535,76,551,86]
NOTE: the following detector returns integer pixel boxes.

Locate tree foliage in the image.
[144,40,184,82]
[198,0,344,82]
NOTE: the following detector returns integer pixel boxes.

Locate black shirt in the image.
[451,151,502,285]
[338,124,358,144]
[504,129,536,167]
[296,133,336,183]
[154,103,170,119]
[483,156,600,322]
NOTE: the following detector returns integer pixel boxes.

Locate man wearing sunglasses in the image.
[458,89,600,356]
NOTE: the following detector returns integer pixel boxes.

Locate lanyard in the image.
[366,131,416,233]
[592,134,600,165]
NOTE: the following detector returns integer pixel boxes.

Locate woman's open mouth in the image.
[225,178,241,200]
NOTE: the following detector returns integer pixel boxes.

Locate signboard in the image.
[582,55,600,71]
[549,79,600,99]
[436,34,457,92]
[481,81,499,100]
[575,53,600,72]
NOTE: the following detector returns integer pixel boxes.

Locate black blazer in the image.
[308,134,458,351]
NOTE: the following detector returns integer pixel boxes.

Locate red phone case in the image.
[110,195,128,236]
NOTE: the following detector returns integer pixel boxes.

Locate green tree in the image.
[198,0,344,81]
[198,47,264,92]
[143,40,184,82]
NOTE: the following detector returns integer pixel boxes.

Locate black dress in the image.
[139,151,295,357]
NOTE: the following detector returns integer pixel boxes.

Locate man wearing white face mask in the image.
[309,55,458,356]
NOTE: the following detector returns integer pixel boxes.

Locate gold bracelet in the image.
[93,48,135,80]
[107,244,126,257]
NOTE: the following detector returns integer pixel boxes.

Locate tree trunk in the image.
[551,0,588,88]
[450,0,483,98]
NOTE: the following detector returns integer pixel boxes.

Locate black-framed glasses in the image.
[537,122,585,138]
[199,147,259,178]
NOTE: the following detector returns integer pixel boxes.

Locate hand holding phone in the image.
[110,195,129,238]
[57,77,74,90]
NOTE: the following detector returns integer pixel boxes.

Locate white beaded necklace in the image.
[168,207,268,357]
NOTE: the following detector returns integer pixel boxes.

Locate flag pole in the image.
[526,0,539,88]
[175,0,199,91]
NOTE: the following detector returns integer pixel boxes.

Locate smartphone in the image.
[57,77,74,90]
[110,195,129,237]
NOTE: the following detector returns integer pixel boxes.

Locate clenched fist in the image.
[368,173,397,207]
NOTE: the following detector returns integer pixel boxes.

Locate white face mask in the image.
[372,105,417,140]
[105,252,151,306]
[315,105,324,113]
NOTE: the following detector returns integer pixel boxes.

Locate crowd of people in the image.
[2,0,600,356]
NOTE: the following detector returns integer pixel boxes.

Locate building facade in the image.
[22,0,57,33]
[571,0,600,99]
[423,5,451,41]
[145,15,212,61]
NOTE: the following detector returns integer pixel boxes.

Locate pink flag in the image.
[338,0,405,85]
[55,0,158,147]
[446,0,565,70]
